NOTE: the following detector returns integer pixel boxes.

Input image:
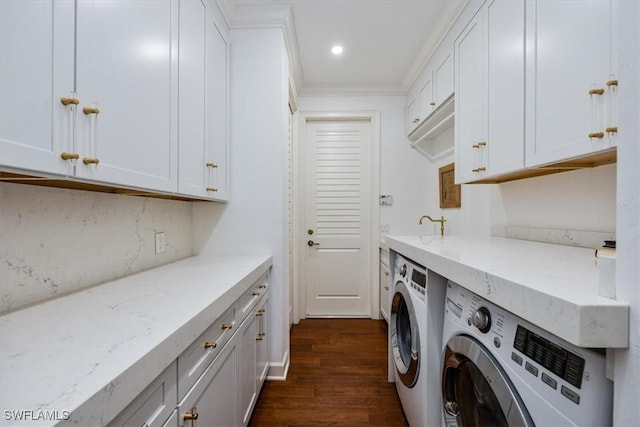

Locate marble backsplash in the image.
[492,225,615,249]
[0,182,193,314]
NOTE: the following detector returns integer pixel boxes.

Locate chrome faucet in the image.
[419,215,447,236]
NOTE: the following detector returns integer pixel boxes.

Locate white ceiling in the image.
[222,0,465,95]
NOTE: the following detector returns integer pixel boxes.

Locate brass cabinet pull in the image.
[384,271,389,276]
[82,107,100,115]
[82,157,100,165]
[256,335,264,341]
[206,162,218,168]
[204,341,217,349]
[588,88,605,96]
[221,323,233,330]
[384,286,389,291]
[607,79,618,87]
[60,97,79,106]
[472,141,487,149]
[206,187,218,192]
[258,285,267,289]
[412,118,420,123]
[252,291,260,296]
[257,309,265,314]
[60,152,79,161]
[606,127,618,134]
[589,132,605,139]
[429,102,436,106]
[183,407,199,420]
[256,312,263,317]
[472,167,486,173]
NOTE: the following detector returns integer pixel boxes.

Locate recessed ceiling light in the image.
[331,45,343,55]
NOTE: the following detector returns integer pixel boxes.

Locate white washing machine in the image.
[389,253,443,427]
[441,280,613,427]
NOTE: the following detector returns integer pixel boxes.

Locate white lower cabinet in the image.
[177,334,238,427]
[379,247,390,322]
[107,361,177,427]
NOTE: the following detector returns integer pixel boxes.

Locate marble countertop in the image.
[386,235,628,348]
[0,254,272,426]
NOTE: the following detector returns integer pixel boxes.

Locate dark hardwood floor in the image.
[248,318,408,427]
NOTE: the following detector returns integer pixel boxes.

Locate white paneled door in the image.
[304,120,371,317]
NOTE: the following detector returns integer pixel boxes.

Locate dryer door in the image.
[442,334,534,427]
[390,281,420,388]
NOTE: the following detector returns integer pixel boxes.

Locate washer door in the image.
[441,335,534,427]
[390,281,420,388]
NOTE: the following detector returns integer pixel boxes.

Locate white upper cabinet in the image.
[525,0,615,167]
[0,0,75,176]
[178,0,230,201]
[419,76,434,121]
[432,43,454,110]
[74,0,178,192]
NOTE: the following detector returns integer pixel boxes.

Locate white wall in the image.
[0,182,192,314]
[192,27,290,375]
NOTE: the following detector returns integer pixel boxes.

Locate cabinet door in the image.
[485,0,525,176]
[525,0,613,167]
[238,311,258,426]
[419,76,434,119]
[0,0,75,175]
[454,10,485,183]
[433,45,454,109]
[178,337,237,427]
[256,295,270,388]
[74,0,178,192]
[379,261,390,322]
[406,96,420,134]
[178,0,229,200]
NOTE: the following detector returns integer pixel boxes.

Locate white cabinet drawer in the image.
[177,304,236,400]
[237,272,269,320]
[107,361,177,427]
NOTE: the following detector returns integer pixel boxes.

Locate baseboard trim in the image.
[266,351,289,381]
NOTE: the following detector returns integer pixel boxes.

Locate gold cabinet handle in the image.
[256,312,263,317]
[183,407,199,421]
[606,127,618,134]
[206,162,218,168]
[588,88,605,96]
[258,285,267,289]
[588,132,605,139]
[472,167,486,173]
[204,341,217,349]
[206,187,218,192]
[252,291,260,296]
[257,309,265,314]
[412,118,420,123]
[82,157,100,165]
[60,152,80,161]
[384,286,389,291]
[429,102,436,106]
[60,97,79,106]
[82,107,100,115]
[221,323,233,330]
[607,79,618,87]
[384,271,389,276]
[472,141,487,149]
[256,335,264,341]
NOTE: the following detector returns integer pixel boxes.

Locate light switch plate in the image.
[155,232,166,254]
[379,195,393,205]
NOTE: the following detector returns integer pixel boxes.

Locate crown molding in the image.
[299,83,405,98]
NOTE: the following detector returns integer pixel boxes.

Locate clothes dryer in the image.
[441,280,613,427]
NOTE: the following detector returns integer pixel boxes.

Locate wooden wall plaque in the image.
[439,163,461,208]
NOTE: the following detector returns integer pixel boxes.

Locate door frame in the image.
[292,110,381,322]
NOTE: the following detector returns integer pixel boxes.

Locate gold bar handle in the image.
[60,97,79,106]
[258,285,267,289]
[588,88,605,96]
[256,335,264,341]
[252,291,260,296]
[606,79,618,87]
[256,312,263,317]
[183,407,199,421]
[429,102,436,106]
[82,157,100,165]
[588,132,605,139]
[606,127,618,134]
[82,107,100,115]
[472,167,486,173]
[206,187,218,192]
[204,341,217,349]
[60,152,80,161]
[412,118,420,123]
[472,141,487,149]
[221,323,233,330]
[206,162,218,168]
[257,309,265,314]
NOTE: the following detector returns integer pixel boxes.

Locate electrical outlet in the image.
[155,232,166,254]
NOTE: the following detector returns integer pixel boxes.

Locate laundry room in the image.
[0,0,638,426]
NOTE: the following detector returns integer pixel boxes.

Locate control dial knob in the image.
[471,307,491,333]
[399,264,407,277]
